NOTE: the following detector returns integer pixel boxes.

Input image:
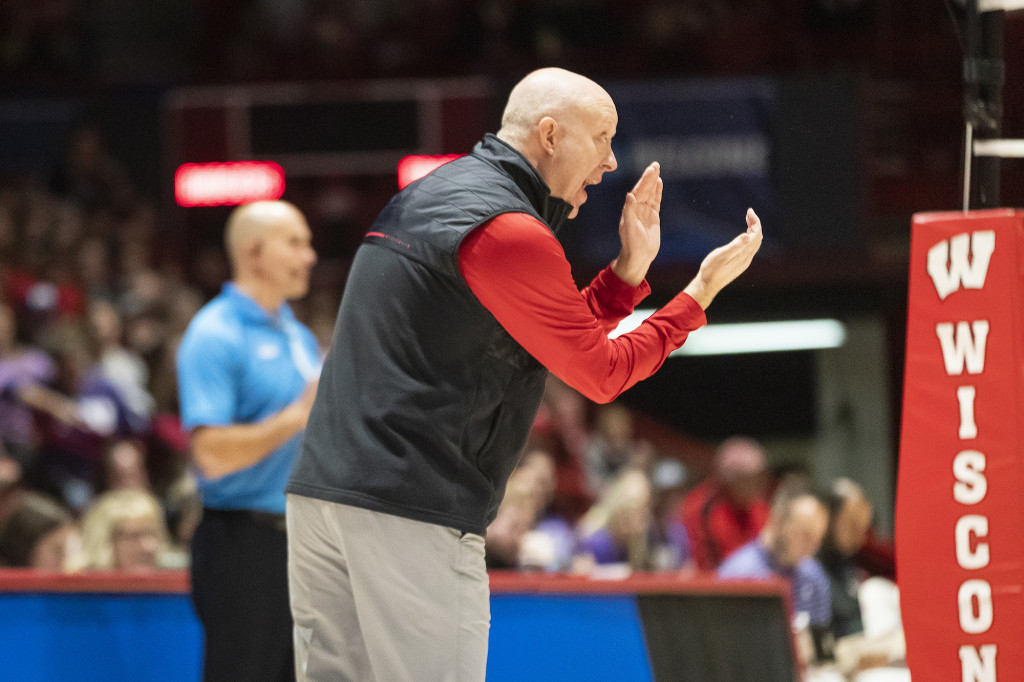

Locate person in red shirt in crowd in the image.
[682,436,770,571]
[525,376,594,523]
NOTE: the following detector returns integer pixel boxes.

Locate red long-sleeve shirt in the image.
[457,211,707,404]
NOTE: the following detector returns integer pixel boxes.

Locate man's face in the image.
[546,102,618,219]
[724,472,766,508]
[775,497,828,567]
[112,517,162,572]
[255,215,317,300]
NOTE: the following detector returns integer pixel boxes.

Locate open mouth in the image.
[576,183,590,205]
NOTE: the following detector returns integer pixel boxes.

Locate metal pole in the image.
[962,0,1006,208]
[963,122,973,212]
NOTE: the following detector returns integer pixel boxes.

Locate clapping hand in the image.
[611,162,663,287]
[684,208,763,309]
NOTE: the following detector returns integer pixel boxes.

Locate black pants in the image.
[191,508,295,682]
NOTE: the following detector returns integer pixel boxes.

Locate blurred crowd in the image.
[0,124,351,575]
[486,379,906,678]
[0,123,203,572]
[0,0,908,89]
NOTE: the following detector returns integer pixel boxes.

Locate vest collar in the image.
[472,134,573,234]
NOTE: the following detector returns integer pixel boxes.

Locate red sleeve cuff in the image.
[674,291,707,329]
[584,266,651,330]
[595,266,651,305]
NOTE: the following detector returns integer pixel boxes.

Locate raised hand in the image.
[683,208,763,309]
[611,162,663,287]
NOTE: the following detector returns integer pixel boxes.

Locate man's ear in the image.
[244,241,262,265]
[538,116,557,155]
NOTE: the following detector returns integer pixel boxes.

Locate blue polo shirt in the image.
[177,283,320,514]
[718,539,832,626]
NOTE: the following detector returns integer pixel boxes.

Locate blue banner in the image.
[570,78,778,268]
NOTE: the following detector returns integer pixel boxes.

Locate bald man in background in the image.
[286,67,763,681]
[718,482,833,664]
[681,436,771,571]
[177,200,320,682]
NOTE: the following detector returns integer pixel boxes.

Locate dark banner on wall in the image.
[896,209,1024,680]
[566,74,861,272]
[571,78,778,267]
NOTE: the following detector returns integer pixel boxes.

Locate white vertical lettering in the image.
[955,515,990,569]
[957,386,979,439]
[959,580,994,634]
[936,321,989,375]
[953,451,988,505]
[927,230,996,300]
[960,644,997,682]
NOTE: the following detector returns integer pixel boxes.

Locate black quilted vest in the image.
[287,134,573,534]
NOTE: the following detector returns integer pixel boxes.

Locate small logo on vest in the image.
[366,231,412,248]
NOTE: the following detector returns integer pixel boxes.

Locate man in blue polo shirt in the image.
[718,480,833,663]
[177,200,320,682]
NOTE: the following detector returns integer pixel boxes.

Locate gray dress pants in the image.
[286,494,490,682]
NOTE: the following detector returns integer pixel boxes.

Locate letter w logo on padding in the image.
[936,321,989,375]
[926,231,995,301]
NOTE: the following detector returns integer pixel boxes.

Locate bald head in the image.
[498,68,614,147]
[224,201,306,271]
[496,68,619,219]
[715,437,767,480]
[223,200,316,308]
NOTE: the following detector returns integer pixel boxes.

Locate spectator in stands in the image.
[21,321,150,511]
[144,285,201,500]
[527,376,594,522]
[0,490,78,570]
[119,270,172,379]
[3,189,86,337]
[517,448,575,572]
[820,478,875,638]
[820,478,908,679]
[72,488,171,572]
[149,286,203,417]
[583,402,655,496]
[768,459,813,497]
[573,468,655,574]
[681,436,770,571]
[86,297,155,424]
[75,235,116,303]
[484,468,540,570]
[0,302,56,468]
[648,457,693,572]
[718,481,832,639]
[100,438,150,492]
[485,448,579,572]
[97,435,197,567]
